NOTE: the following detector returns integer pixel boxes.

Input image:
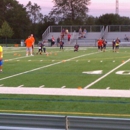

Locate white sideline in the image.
[0,87,130,97]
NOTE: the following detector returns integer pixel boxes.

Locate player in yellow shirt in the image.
[0,45,3,72]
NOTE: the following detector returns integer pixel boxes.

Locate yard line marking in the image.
[84,58,130,89]
[61,86,66,88]
[0,51,101,81]
[3,50,25,54]
[5,55,32,61]
[18,85,24,88]
[39,85,44,88]
[106,87,110,90]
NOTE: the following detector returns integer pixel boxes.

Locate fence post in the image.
[65,116,68,130]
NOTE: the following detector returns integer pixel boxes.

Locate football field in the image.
[0,46,130,117]
[1,46,130,89]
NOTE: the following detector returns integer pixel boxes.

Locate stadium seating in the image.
[42,25,130,47]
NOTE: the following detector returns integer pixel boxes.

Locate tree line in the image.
[0,0,130,42]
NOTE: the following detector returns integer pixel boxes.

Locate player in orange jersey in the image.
[25,36,34,56]
[97,38,103,51]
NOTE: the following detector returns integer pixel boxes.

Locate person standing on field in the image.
[42,41,46,53]
[51,35,55,46]
[112,40,116,52]
[57,37,60,47]
[68,33,71,44]
[36,41,44,55]
[59,40,64,50]
[30,34,35,54]
[97,38,103,51]
[74,42,79,52]
[25,36,34,56]
[115,38,121,52]
[102,39,107,52]
[0,45,3,72]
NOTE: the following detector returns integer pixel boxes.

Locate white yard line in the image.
[17,85,24,88]
[84,58,130,89]
[4,50,25,54]
[6,56,32,61]
[39,85,44,88]
[61,86,66,88]
[0,51,101,81]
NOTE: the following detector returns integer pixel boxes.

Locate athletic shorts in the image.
[103,45,106,48]
[116,45,119,49]
[26,47,32,51]
[98,46,102,49]
[0,60,3,66]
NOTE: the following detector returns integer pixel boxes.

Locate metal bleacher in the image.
[42,25,130,47]
[103,25,130,47]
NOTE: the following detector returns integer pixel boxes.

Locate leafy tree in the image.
[85,16,98,25]
[0,0,31,39]
[0,21,14,44]
[26,1,44,23]
[49,0,90,24]
[25,1,45,40]
[96,13,130,26]
[36,15,56,39]
[119,16,130,25]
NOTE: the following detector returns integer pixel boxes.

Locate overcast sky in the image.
[17,0,130,17]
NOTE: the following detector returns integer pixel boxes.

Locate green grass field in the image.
[0,46,130,117]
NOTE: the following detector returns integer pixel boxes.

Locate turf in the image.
[0,46,130,117]
[0,94,130,118]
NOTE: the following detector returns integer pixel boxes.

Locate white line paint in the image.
[84,58,130,89]
[18,85,24,88]
[5,56,32,61]
[0,51,101,81]
[61,86,66,88]
[39,85,44,88]
[4,50,25,54]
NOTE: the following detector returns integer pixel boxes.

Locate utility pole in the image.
[116,0,119,14]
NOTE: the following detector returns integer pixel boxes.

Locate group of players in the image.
[25,34,121,56]
[97,38,120,52]
[24,34,47,56]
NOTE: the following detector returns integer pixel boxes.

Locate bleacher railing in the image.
[42,26,51,40]
[108,25,130,32]
[47,25,104,33]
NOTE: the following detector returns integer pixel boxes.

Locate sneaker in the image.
[26,54,28,56]
[31,54,34,56]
